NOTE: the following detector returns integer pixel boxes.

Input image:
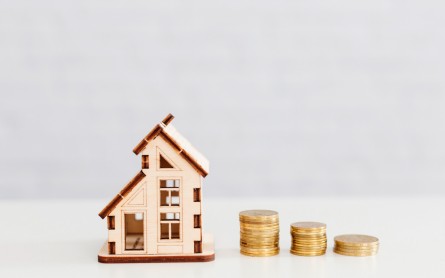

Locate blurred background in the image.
[1,0,444,199]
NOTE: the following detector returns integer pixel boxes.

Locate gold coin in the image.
[292,239,327,244]
[292,237,327,243]
[241,234,279,239]
[241,250,280,257]
[292,245,327,250]
[292,242,327,247]
[334,246,378,252]
[334,234,379,246]
[292,233,326,236]
[240,248,280,254]
[291,229,326,233]
[240,218,279,222]
[241,236,280,240]
[241,242,279,247]
[242,238,279,242]
[292,244,327,249]
[291,244,327,247]
[334,249,379,255]
[241,247,279,253]
[241,244,279,249]
[239,223,280,231]
[334,249,377,257]
[291,222,326,229]
[335,243,379,249]
[291,249,326,254]
[240,210,278,216]
[334,245,379,251]
[240,221,279,226]
[290,250,326,256]
[241,229,279,233]
[242,240,279,243]
[239,210,280,255]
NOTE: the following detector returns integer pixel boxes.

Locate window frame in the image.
[122,211,146,252]
[159,213,182,241]
[156,148,179,171]
[159,179,181,207]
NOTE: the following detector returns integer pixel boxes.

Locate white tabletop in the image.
[0,197,443,278]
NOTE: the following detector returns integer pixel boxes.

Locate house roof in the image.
[133,113,209,177]
[98,114,209,219]
[98,171,146,219]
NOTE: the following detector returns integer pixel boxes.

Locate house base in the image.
[98,234,215,263]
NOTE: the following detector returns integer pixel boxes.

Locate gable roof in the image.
[98,171,146,219]
[133,113,209,177]
[98,114,209,219]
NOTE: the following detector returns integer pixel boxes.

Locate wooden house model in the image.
[98,114,214,263]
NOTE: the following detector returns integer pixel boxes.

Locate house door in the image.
[124,212,144,250]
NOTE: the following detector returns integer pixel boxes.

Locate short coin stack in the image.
[290,222,327,256]
[239,210,280,257]
[334,234,379,256]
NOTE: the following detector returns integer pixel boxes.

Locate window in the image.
[159,154,174,168]
[193,188,201,202]
[160,179,180,206]
[194,241,202,253]
[125,213,144,250]
[108,242,116,254]
[194,214,201,228]
[142,155,149,169]
[107,216,115,230]
[161,212,180,221]
[160,179,179,188]
[160,213,181,240]
[171,191,180,205]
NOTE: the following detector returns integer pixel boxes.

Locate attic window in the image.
[107,216,115,230]
[160,154,174,168]
[142,155,149,169]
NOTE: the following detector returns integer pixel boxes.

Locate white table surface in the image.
[0,197,444,278]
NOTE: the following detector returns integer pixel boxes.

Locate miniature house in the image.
[98,114,214,263]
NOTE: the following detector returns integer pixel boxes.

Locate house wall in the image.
[107,135,203,255]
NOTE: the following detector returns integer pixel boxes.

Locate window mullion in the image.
[169,223,172,239]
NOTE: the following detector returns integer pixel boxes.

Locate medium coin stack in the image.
[290,222,327,256]
[239,210,280,257]
[334,234,379,256]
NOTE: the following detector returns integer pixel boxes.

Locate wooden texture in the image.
[132,113,209,177]
[98,234,215,263]
[98,114,212,262]
[98,252,215,263]
[98,171,146,219]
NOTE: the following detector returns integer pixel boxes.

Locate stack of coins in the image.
[290,222,327,256]
[239,210,280,257]
[334,234,379,256]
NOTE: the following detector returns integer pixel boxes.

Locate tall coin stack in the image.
[290,222,327,256]
[239,210,280,257]
[334,234,379,256]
